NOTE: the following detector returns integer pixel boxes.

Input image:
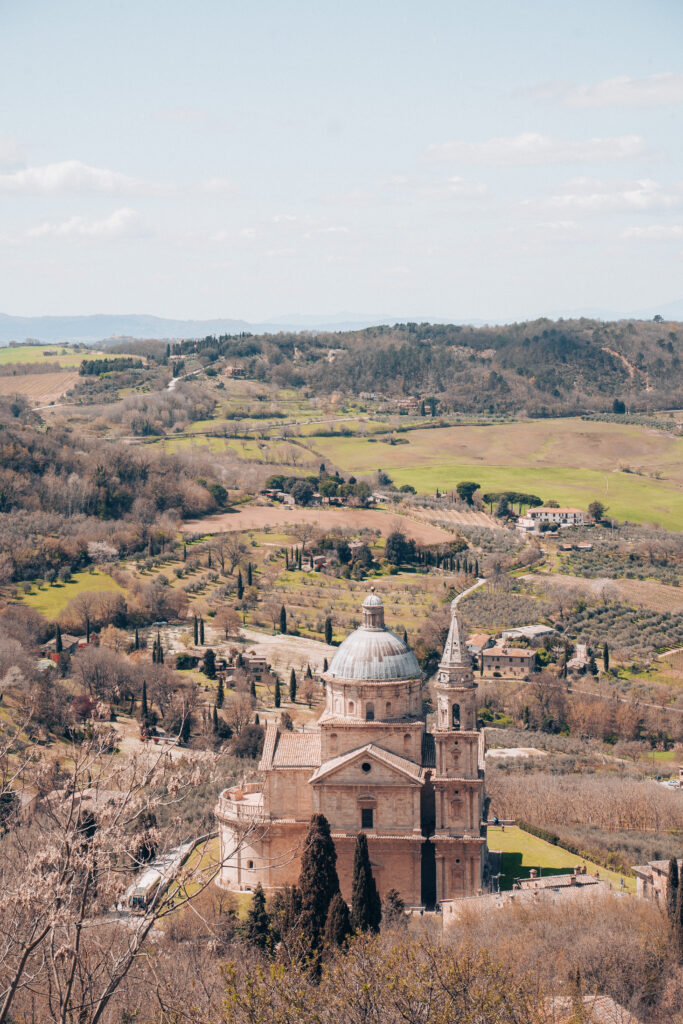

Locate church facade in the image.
[215,590,487,907]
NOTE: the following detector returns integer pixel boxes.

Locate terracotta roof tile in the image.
[272,731,322,768]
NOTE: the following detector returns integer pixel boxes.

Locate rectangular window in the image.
[361,808,374,830]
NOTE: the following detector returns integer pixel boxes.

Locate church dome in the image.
[327,591,422,682]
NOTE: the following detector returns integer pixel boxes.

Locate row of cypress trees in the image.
[667,856,683,959]
[243,813,395,959]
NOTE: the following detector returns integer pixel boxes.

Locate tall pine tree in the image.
[350,832,381,933]
[298,814,340,949]
[324,892,351,948]
[668,856,680,924]
[244,883,272,952]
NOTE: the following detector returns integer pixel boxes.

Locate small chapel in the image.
[216,589,487,908]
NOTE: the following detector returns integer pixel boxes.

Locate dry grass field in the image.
[0,370,79,404]
[528,571,683,614]
[182,504,457,543]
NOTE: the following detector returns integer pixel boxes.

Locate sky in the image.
[1,0,683,323]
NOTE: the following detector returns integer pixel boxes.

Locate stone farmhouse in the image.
[518,506,585,532]
[632,857,681,904]
[216,590,487,908]
[482,643,537,679]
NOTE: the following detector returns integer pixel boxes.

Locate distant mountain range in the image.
[1,302,682,345]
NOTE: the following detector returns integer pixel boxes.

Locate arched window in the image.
[365,702,375,721]
[452,703,460,728]
[403,732,411,752]
[348,701,355,715]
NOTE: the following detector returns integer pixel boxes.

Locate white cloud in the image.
[26,207,144,240]
[566,73,683,108]
[622,224,683,240]
[427,176,488,197]
[424,132,647,165]
[198,176,237,195]
[0,160,166,195]
[536,178,683,213]
[0,132,26,170]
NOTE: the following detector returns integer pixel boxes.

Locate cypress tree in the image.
[325,892,351,948]
[274,676,281,708]
[237,570,244,600]
[305,664,312,679]
[183,544,187,562]
[280,605,287,634]
[204,648,216,679]
[603,642,610,673]
[298,813,340,949]
[55,623,62,653]
[474,558,479,577]
[244,883,272,952]
[156,630,164,664]
[350,832,381,933]
[141,679,149,721]
[212,705,219,733]
[247,562,253,586]
[289,668,297,702]
[250,678,256,698]
[216,674,224,708]
[199,618,205,645]
[193,616,199,645]
[207,549,212,568]
[676,872,683,962]
[323,657,328,672]
[134,627,139,650]
[402,628,408,645]
[85,616,90,643]
[325,617,333,645]
[285,551,290,570]
[667,857,679,924]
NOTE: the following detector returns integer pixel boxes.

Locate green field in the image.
[305,418,683,530]
[0,344,125,367]
[22,569,126,617]
[488,825,635,892]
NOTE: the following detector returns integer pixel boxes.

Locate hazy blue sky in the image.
[1,0,682,321]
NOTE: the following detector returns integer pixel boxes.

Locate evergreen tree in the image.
[382,888,406,928]
[216,674,224,708]
[207,549,212,568]
[247,562,253,586]
[274,676,281,708]
[474,558,479,577]
[183,544,187,562]
[85,616,90,643]
[199,618,205,645]
[588,653,598,676]
[212,705,219,733]
[204,648,216,679]
[305,664,312,679]
[244,883,272,952]
[285,550,290,570]
[193,616,199,645]
[134,627,139,650]
[157,630,164,664]
[237,570,244,600]
[667,857,679,924]
[350,832,381,933]
[324,892,351,948]
[603,642,610,673]
[280,605,287,634]
[402,628,408,645]
[323,657,328,672]
[141,679,149,722]
[298,813,340,949]
[250,678,256,698]
[324,617,333,645]
[55,623,62,653]
[289,668,297,702]
[676,874,683,962]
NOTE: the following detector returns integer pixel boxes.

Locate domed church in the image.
[216,590,487,907]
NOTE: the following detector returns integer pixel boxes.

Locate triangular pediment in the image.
[309,743,423,785]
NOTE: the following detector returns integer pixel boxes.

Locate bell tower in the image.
[432,597,485,843]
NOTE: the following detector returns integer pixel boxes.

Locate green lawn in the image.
[487,825,635,892]
[21,569,126,617]
[0,344,127,367]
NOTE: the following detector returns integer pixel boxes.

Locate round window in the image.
[361,762,372,773]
